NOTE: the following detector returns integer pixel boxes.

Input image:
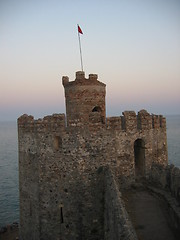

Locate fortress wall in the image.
[17,111,166,144]
[151,164,180,204]
[170,167,180,202]
[35,130,107,240]
[109,114,167,183]
[18,118,107,239]
[106,110,166,131]
[123,111,137,132]
[18,114,66,240]
[150,164,180,235]
[55,130,117,240]
[18,114,66,133]
[18,111,167,189]
[106,117,122,130]
[104,168,137,240]
[18,149,40,239]
[137,110,152,130]
[18,118,138,239]
[106,111,168,181]
[18,116,40,239]
[152,128,168,166]
[18,110,168,239]
[18,70,169,240]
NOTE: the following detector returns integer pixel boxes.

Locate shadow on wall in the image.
[134,139,145,178]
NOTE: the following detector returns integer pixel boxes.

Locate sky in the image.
[0,0,180,121]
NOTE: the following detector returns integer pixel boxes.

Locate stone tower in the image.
[62,71,106,126]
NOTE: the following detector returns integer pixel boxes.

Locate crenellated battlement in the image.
[18,113,65,132]
[106,110,166,131]
[18,109,166,134]
[62,71,106,127]
[62,71,105,87]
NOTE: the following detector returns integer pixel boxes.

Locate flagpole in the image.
[77,24,83,71]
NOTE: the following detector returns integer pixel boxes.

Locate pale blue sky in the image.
[0,0,180,120]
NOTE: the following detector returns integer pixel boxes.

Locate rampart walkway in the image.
[122,184,179,240]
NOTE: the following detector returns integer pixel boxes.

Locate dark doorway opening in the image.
[134,139,145,178]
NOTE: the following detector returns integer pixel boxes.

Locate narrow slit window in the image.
[60,207,64,223]
[30,202,32,216]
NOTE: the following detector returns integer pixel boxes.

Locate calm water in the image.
[0,116,180,227]
[166,115,180,167]
[0,122,19,227]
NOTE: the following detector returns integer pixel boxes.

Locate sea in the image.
[0,115,180,227]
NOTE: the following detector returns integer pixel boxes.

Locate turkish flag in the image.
[78,25,83,34]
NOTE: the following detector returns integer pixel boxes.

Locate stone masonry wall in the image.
[104,167,137,240]
[151,164,180,203]
[150,164,180,236]
[18,114,66,240]
[18,109,167,240]
[18,114,106,240]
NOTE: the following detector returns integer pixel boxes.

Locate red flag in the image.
[78,25,83,34]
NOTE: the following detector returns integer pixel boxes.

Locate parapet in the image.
[89,74,98,81]
[62,76,69,86]
[75,71,98,81]
[62,71,105,87]
[122,111,137,131]
[137,110,152,130]
[107,111,138,132]
[75,71,85,80]
[106,110,166,132]
[18,114,65,133]
[152,114,166,128]
[18,110,166,133]
[106,117,122,130]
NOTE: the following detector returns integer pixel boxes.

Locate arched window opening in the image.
[90,106,105,124]
[92,106,102,112]
[134,139,145,178]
